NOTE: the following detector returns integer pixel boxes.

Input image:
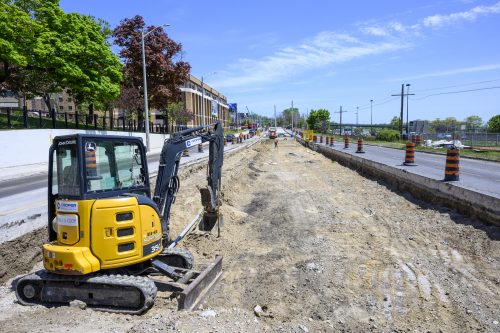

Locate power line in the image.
[412,86,500,100]
[412,78,500,93]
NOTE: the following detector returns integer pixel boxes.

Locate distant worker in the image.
[274,138,278,149]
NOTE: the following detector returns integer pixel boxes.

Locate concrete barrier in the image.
[0,129,170,168]
[296,137,500,226]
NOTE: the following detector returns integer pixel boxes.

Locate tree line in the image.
[0,0,190,129]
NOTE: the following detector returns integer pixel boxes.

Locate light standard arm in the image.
[142,24,170,152]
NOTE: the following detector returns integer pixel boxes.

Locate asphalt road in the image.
[325,142,500,199]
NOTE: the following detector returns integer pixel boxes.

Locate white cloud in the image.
[214,32,409,88]
[390,63,500,81]
[423,1,500,27]
[214,1,500,90]
[360,26,390,37]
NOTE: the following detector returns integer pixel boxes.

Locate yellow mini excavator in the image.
[15,122,224,314]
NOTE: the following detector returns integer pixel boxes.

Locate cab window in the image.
[84,139,146,193]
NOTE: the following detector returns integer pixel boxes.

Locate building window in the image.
[59,106,64,111]
[68,106,73,110]
[67,97,72,102]
[58,97,63,102]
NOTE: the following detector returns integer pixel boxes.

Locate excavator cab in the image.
[45,135,162,275]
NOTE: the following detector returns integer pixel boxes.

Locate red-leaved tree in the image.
[113,15,190,130]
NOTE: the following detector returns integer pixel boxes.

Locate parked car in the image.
[225,134,235,141]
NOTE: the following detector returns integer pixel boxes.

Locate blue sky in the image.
[60,0,500,125]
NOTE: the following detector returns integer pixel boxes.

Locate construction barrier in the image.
[325,137,329,145]
[224,138,227,146]
[416,135,422,146]
[403,142,417,166]
[444,148,460,181]
[232,137,236,144]
[330,137,334,146]
[343,135,349,149]
[182,149,190,157]
[198,143,203,153]
[356,138,365,153]
[320,136,323,144]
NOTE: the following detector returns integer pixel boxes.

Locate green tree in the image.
[165,101,193,130]
[464,115,483,131]
[282,107,300,127]
[307,109,330,132]
[3,0,122,111]
[487,115,500,133]
[0,1,38,87]
[390,116,401,127]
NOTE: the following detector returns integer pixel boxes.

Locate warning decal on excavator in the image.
[185,137,202,148]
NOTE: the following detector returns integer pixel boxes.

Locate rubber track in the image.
[159,248,194,269]
[16,270,157,315]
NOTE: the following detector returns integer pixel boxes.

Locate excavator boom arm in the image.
[152,122,224,242]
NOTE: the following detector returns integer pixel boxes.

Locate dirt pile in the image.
[0,138,498,332]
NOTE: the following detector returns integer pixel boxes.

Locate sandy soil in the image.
[0,138,499,332]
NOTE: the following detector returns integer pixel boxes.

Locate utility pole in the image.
[392,84,414,136]
[370,99,373,134]
[274,105,277,127]
[355,106,359,128]
[291,100,294,131]
[334,106,347,135]
[406,84,411,135]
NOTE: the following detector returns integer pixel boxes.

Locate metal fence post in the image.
[38,110,42,127]
[23,105,28,128]
[75,111,79,129]
[103,114,106,130]
[64,112,68,128]
[85,114,89,129]
[7,109,12,128]
[94,114,98,130]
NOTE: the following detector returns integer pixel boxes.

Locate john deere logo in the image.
[85,142,96,152]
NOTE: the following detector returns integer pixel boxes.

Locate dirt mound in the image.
[0,227,45,284]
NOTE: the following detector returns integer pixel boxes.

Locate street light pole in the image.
[200,72,216,127]
[356,106,359,128]
[406,83,411,136]
[142,24,170,152]
[370,99,373,134]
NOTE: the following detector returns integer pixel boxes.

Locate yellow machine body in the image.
[304,130,314,142]
[43,197,163,275]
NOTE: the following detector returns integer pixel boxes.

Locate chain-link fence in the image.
[422,132,500,147]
